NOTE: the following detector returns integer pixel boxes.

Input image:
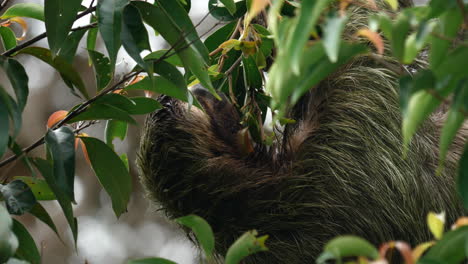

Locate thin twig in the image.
[224,55,243,76]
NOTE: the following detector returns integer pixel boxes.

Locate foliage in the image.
[0,0,466,263]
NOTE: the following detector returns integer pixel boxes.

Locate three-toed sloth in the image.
[137,0,467,263]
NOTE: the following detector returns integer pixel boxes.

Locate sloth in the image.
[137,0,466,263]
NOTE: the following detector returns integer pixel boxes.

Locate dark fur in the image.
[137,1,466,263]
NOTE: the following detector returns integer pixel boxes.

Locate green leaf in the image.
[208,0,246,21]
[220,0,236,15]
[403,21,434,64]
[97,0,129,67]
[152,60,186,92]
[94,93,136,108]
[176,215,215,258]
[87,15,99,63]
[316,236,379,263]
[0,27,17,51]
[143,50,183,67]
[121,5,150,52]
[178,0,191,12]
[121,4,151,73]
[427,0,457,19]
[419,226,468,263]
[289,0,331,74]
[242,56,262,89]
[434,46,468,81]
[134,1,218,99]
[80,137,132,217]
[430,7,463,68]
[399,70,435,117]
[44,0,82,55]
[28,203,60,238]
[290,43,367,104]
[120,153,129,171]
[322,12,347,63]
[156,0,210,61]
[127,258,177,264]
[0,3,44,21]
[58,28,88,64]
[0,87,21,138]
[126,97,162,114]
[32,158,77,244]
[16,47,89,99]
[13,177,55,201]
[204,21,237,52]
[0,96,9,158]
[439,81,468,168]
[0,180,37,215]
[225,230,268,264]
[391,14,410,61]
[0,57,29,111]
[458,147,468,210]
[402,91,440,148]
[90,93,161,115]
[399,70,441,149]
[373,13,392,39]
[12,220,40,264]
[401,66,459,148]
[0,205,18,263]
[125,76,188,102]
[44,127,76,202]
[105,120,128,149]
[88,50,112,92]
[252,24,274,58]
[67,103,137,124]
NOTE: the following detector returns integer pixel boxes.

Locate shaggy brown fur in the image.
[137,0,466,263]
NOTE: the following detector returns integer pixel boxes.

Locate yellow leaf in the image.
[246,0,270,25]
[239,40,258,56]
[427,212,445,240]
[412,241,435,261]
[219,39,242,54]
[10,17,27,40]
[384,0,398,10]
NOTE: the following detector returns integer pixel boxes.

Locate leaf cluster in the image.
[0,0,467,263]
